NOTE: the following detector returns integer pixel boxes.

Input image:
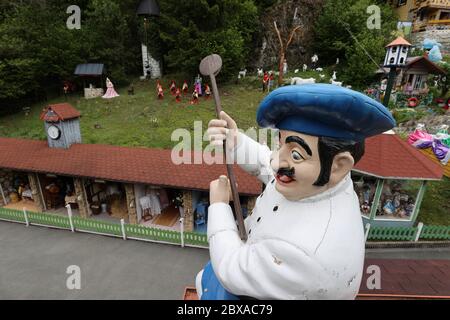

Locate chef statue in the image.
[195,84,396,300]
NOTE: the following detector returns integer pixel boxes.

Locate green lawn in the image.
[0,77,266,149]
[1,72,448,226]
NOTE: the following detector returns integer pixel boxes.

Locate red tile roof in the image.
[355,133,443,180]
[386,36,411,47]
[40,103,81,122]
[0,138,261,196]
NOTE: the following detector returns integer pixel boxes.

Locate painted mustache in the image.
[277,167,295,179]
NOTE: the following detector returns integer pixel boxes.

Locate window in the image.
[374,180,421,221]
[390,57,395,64]
[352,173,377,218]
[391,46,397,54]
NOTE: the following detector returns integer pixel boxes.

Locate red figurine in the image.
[190,88,199,105]
[170,80,177,95]
[175,88,182,102]
[204,84,211,100]
[182,81,189,95]
[262,72,269,92]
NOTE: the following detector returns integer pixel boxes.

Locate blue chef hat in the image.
[257,84,396,141]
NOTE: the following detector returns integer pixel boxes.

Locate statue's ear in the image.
[329,151,354,186]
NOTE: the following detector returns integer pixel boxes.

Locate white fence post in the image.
[23,208,29,227]
[414,222,424,242]
[66,204,75,232]
[180,217,185,248]
[120,219,127,240]
[364,223,371,242]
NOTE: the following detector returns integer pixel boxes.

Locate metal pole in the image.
[383,67,397,107]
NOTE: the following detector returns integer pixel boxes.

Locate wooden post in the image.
[369,179,384,220]
[383,67,397,107]
[364,223,371,242]
[0,181,7,205]
[23,208,29,227]
[66,204,75,232]
[180,216,185,248]
[411,181,428,224]
[414,222,424,242]
[121,219,127,240]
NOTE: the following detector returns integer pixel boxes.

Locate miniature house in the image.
[74,63,106,99]
[352,132,443,228]
[384,36,411,68]
[40,103,81,149]
[0,103,261,233]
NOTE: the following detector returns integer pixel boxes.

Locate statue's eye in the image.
[291,150,304,161]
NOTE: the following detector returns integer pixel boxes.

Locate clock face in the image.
[48,125,61,140]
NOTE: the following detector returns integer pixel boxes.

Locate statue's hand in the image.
[210,175,232,205]
[207,111,238,150]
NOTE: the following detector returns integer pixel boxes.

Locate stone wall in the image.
[0,169,14,206]
[182,190,194,232]
[411,28,450,53]
[125,183,138,224]
[74,178,89,218]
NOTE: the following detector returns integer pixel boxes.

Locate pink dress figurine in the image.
[102,78,120,99]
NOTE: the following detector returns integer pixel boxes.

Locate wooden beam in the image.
[369,179,384,220]
[411,181,428,223]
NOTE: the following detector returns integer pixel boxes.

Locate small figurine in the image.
[436,124,450,147]
[190,88,199,105]
[102,78,120,99]
[182,81,189,95]
[361,201,371,214]
[175,88,182,103]
[383,198,395,215]
[195,74,203,96]
[157,84,164,100]
[170,80,177,95]
[262,72,269,92]
[311,54,319,68]
[204,84,211,100]
[267,72,275,92]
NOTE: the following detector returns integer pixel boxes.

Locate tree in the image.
[273,19,302,85]
[313,0,397,88]
[155,0,259,80]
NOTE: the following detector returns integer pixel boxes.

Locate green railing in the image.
[184,232,208,247]
[0,207,26,223]
[3,207,450,244]
[367,226,418,241]
[420,225,450,241]
[0,207,208,247]
[73,216,122,237]
[28,211,71,229]
[125,224,182,245]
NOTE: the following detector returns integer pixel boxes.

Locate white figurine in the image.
[197,84,396,300]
